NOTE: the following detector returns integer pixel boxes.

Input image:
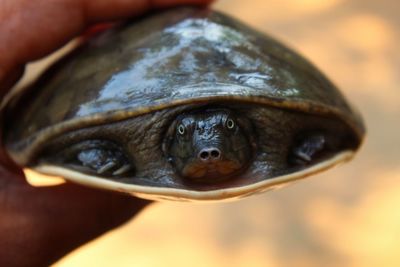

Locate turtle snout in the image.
[164,109,255,183]
[198,147,221,162]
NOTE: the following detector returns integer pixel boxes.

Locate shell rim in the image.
[33,150,354,201]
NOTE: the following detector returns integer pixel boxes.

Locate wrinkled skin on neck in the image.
[164,109,255,183]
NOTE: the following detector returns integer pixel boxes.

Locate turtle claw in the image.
[112,164,132,176]
[97,161,117,174]
[294,151,312,163]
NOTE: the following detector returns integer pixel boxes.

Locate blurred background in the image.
[24,0,400,266]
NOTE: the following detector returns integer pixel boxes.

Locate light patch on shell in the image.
[164,19,255,50]
[276,88,300,97]
[168,82,273,98]
[229,73,272,89]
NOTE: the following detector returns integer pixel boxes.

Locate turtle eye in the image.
[177,124,186,135]
[225,118,236,130]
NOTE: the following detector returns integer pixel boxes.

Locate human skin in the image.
[0,0,213,266]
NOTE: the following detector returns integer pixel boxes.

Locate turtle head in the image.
[164,108,255,183]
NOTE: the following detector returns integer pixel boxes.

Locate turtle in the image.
[2,7,365,201]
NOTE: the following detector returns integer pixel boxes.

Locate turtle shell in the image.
[3,7,364,201]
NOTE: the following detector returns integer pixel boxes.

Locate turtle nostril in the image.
[210,149,220,159]
[199,151,210,160]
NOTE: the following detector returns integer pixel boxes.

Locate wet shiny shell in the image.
[3,7,365,201]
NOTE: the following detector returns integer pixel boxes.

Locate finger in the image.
[0,114,26,178]
[0,166,26,187]
[2,181,151,266]
[33,183,151,266]
[35,182,150,228]
[85,0,214,22]
[0,0,214,94]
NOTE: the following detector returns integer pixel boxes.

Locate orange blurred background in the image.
[22,0,400,266]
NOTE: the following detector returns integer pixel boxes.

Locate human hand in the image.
[0,0,213,266]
